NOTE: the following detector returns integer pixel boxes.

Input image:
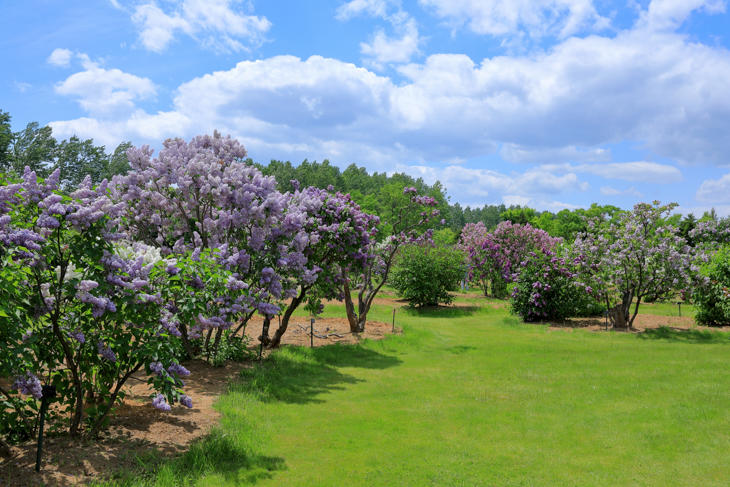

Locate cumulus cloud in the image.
[600,186,642,197]
[336,0,398,20]
[47,48,74,67]
[696,174,730,203]
[128,0,271,53]
[337,0,421,66]
[571,161,683,183]
[639,0,726,31]
[500,143,611,164]
[53,55,156,117]
[361,18,422,67]
[418,0,609,39]
[396,163,587,206]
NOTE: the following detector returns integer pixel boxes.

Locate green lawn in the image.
[107,301,730,486]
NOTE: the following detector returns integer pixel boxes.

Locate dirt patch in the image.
[552,314,730,333]
[1,318,394,486]
[0,360,247,486]
[245,316,395,349]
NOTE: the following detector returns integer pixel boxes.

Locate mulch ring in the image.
[1,318,394,486]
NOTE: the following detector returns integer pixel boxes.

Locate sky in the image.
[1,0,730,214]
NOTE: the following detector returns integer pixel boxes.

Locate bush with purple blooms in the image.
[510,248,603,322]
[693,245,730,326]
[341,183,441,332]
[572,201,698,329]
[0,169,186,439]
[458,221,561,299]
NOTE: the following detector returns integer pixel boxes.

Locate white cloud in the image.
[500,143,611,164]
[47,48,73,67]
[640,0,726,31]
[600,185,642,197]
[54,57,156,117]
[696,174,730,203]
[14,82,31,93]
[129,0,271,53]
[361,18,422,67]
[338,0,421,67]
[49,21,730,172]
[418,0,609,39]
[571,161,683,183]
[336,0,397,20]
[396,163,586,207]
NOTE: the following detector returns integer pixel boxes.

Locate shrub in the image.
[0,169,188,439]
[511,248,601,322]
[390,245,466,307]
[694,246,730,326]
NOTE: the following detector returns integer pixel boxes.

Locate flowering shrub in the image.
[342,184,440,332]
[390,244,466,307]
[693,246,730,326]
[113,133,293,356]
[510,248,602,322]
[267,185,377,347]
[458,221,561,299]
[0,169,186,439]
[572,201,698,329]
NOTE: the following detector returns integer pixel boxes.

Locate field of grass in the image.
[106,299,730,486]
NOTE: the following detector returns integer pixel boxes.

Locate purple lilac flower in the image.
[152,394,171,411]
[97,341,116,362]
[13,372,42,399]
[168,363,190,377]
[179,395,193,408]
[149,361,164,376]
[69,330,86,344]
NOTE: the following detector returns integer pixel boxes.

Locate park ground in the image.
[3,291,730,486]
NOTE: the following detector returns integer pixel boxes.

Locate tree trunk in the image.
[0,438,11,458]
[259,316,272,346]
[343,278,359,331]
[269,287,307,348]
[609,304,628,329]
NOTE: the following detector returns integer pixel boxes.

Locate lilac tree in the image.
[342,185,439,332]
[457,222,493,296]
[113,133,293,358]
[0,168,187,439]
[266,185,377,347]
[458,221,561,298]
[572,201,697,329]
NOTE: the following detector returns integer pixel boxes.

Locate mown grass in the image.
[103,301,729,486]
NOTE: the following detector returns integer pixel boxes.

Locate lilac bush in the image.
[113,133,294,358]
[458,221,561,299]
[266,185,377,347]
[510,247,603,322]
[0,168,187,439]
[343,184,439,332]
[572,201,698,329]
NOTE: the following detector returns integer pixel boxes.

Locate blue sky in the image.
[2,0,730,214]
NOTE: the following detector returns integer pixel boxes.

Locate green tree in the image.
[0,110,12,170]
[391,244,466,307]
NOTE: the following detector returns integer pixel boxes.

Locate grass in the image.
[105,300,729,486]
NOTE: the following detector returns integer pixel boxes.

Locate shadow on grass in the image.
[104,429,286,486]
[445,345,477,354]
[402,305,481,318]
[236,343,402,404]
[638,326,730,344]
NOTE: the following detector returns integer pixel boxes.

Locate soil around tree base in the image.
[0,318,393,487]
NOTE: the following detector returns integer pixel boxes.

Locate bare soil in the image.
[0,318,394,486]
[552,314,730,333]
